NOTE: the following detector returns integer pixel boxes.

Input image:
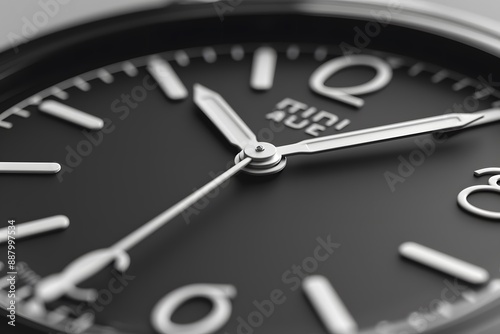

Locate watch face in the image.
[1,1,500,334]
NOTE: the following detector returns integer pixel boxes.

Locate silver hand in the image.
[277,113,483,156]
[452,108,500,130]
[34,157,252,304]
[194,84,258,149]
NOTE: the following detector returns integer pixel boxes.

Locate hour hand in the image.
[194,84,258,150]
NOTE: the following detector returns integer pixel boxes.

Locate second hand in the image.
[34,157,252,304]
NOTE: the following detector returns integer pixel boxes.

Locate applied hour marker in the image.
[399,242,490,285]
[0,121,12,129]
[51,87,69,100]
[174,50,190,67]
[13,107,30,118]
[202,47,217,63]
[314,47,328,62]
[0,162,61,174]
[39,100,104,130]
[386,57,405,69]
[474,87,492,100]
[30,95,42,105]
[303,276,358,334]
[462,291,479,304]
[123,62,139,77]
[432,70,449,84]
[231,45,245,61]
[0,216,70,244]
[97,69,114,84]
[147,56,188,101]
[0,276,8,289]
[287,45,300,60]
[408,63,425,77]
[74,77,91,91]
[453,78,472,91]
[251,47,277,91]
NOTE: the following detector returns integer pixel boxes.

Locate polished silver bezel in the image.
[214,0,500,56]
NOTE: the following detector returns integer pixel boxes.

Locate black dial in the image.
[1,1,500,334]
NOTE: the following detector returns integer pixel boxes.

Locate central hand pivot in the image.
[236,142,287,175]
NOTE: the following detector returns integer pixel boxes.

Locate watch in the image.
[1,0,500,333]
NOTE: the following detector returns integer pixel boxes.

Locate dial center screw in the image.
[236,142,287,175]
[243,142,276,160]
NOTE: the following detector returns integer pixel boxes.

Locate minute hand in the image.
[277,113,482,156]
